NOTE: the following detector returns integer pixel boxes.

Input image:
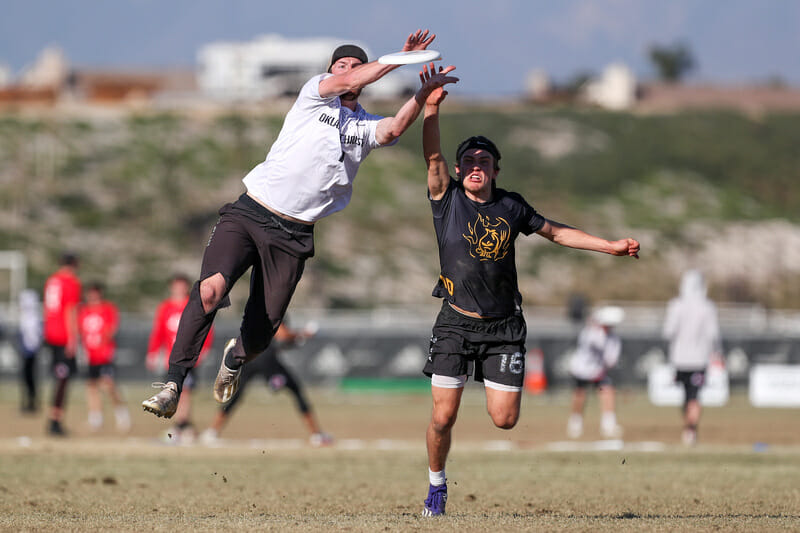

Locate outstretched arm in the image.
[319,30,435,98]
[536,219,640,258]
[421,63,453,200]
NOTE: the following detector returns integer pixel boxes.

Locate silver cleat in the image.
[142,382,179,418]
[213,338,242,403]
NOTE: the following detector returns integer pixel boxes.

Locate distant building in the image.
[19,46,69,88]
[0,47,66,106]
[0,46,195,107]
[66,69,195,104]
[582,63,638,110]
[0,64,13,87]
[197,34,414,101]
[525,69,551,102]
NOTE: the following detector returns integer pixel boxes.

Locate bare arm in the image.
[421,64,453,200]
[65,303,79,358]
[536,219,640,258]
[318,29,435,98]
[376,62,458,145]
[318,61,398,98]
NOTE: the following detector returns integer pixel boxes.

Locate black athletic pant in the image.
[48,343,76,412]
[20,353,37,410]
[166,193,315,389]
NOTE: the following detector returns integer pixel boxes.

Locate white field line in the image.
[6,435,672,453]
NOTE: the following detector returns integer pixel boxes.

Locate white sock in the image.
[88,411,103,429]
[429,468,446,487]
[115,406,131,431]
[601,412,617,431]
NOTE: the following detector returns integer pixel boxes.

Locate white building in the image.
[582,63,637,110]
[524,69,551,101]
[198,34,414,101]
[0,64,11,87]
[19,46,69,88]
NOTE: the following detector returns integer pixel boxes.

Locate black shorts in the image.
[423,301,527,387]
[239,345,291,391]
[88,363,115,380]
[48,344,77,379]
[573,375,613,389]
[675,370,705,401]
[260,352,292,392]
[222,346,310,414]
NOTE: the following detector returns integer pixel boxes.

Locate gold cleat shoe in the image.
[142,382,179,418]
[213,338,242,403]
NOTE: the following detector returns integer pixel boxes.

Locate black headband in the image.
[328,44,368,72]
[455,136,501,165]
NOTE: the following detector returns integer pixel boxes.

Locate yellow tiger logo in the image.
[463,213,511,261]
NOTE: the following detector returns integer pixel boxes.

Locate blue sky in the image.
[1,0,799,96]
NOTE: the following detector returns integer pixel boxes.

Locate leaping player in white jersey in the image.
[143,30,459,418]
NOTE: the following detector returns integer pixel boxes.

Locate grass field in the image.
[1,381,799,531]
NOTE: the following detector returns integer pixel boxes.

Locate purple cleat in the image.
[422,483,447,517]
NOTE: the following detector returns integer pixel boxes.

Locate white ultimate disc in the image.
[377,49,442,65]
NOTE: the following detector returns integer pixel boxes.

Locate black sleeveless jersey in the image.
[430,178,545,317]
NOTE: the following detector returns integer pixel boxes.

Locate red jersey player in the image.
[43,253,81,436]
[78,282,130,433]
[146,274,213,443]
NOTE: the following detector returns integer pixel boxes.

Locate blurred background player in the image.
[419,63,639,517]
[566,305,625,439]
[42,252,81,436]
[663,269,722,446]
[16,289,43,414]
[146,274,214,443]
[200,320,332,447]
[78,282,130,433]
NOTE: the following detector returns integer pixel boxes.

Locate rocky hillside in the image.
[1,104,799,312]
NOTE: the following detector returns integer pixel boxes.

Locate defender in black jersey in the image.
[418,64,641,517]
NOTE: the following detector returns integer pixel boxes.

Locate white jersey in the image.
[18,289,42,354]
[663,270,721,371]
[569,323,621,381]
[243,74,394,222]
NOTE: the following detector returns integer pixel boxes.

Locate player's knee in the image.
[490,410,519,430]
[199,275,225,312]
[430,411,458,433]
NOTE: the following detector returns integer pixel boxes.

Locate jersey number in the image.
[499,352,524,375]
[44,283,62,312]
[439,275,454,296]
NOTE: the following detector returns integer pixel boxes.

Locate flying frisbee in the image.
[378,49,442,65]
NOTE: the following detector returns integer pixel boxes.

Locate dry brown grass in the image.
[0,383,798,531]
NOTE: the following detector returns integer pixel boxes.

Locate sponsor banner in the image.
[646,363,729,406]
[749,364,800,407]
[2,318,800,388]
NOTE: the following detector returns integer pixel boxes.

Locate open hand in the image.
[419,63,459,105]
[403,29,436,52]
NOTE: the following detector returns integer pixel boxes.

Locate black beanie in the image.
[455,136,502,167]
[328,44,368,72]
